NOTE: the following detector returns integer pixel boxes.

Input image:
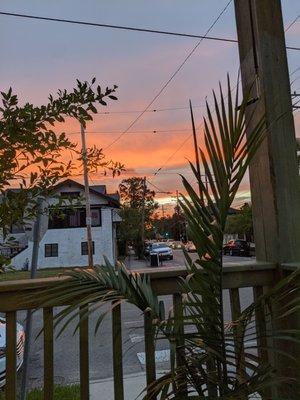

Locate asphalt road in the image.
[21,250,254,388]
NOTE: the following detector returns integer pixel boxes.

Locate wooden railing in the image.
[0,262,279,400]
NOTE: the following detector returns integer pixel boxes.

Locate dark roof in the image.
[107,192,120,202]
[53,179,120,207]
[91,185,107,195]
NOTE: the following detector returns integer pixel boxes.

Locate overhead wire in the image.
[285,14,300,32]
[0,10,299,52]
[0,10,237,44]
[66,128,192,135]
[103,0,233,150]
[150,67,300,181]
[96,104,206,115]
[146,179,173,194]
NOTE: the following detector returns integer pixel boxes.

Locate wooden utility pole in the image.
[80,123,94,268]
[234,0,300,264]
[234,0,300,396]
[141,176,146,256]
[20,198,43,400]
[189,100,203,197]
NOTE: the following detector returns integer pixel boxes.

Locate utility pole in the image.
[161,204,165,238]
[21,198,43,400]
[234,0,300,396]
[189,100,203,198]
[141,176,146,256]
[80,123,94,268]
[176,190,182,241]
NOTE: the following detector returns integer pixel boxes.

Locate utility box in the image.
[150,253,159,267]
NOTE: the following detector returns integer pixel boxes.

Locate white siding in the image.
[10,209,115,269]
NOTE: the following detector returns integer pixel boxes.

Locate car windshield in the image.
[152,243,169,249]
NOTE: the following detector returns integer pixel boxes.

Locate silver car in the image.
[150,243,173,260]
[0,317,25,387]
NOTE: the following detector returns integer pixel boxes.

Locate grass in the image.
[0,267,76,282]
[0,385,80,399]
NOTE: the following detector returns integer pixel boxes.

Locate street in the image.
[23,250,254,388]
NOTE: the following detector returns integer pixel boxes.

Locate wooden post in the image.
[234,0,300,264]
[234,1,300,397]
[80,123,94,268]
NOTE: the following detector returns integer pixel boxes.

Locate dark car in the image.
[223,239,250,256]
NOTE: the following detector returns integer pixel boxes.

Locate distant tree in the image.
[118,177,158,258]
[151,204,187,241]
[225,203,253,241]
[0,79,123,267]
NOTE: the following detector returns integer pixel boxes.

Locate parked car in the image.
[185,241,196,252]
[149,243,173,260]
[223,239,250,256]
[169,241,184,250]
[0,317,25,387]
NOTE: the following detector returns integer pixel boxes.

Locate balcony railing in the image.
[0,262,289,400]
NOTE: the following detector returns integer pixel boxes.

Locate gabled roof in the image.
[53,179,120,207]
[91,185,106,195]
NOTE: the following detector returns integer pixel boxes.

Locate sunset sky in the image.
[1,1,299,213]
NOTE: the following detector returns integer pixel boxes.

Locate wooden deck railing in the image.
[0,262,280,399]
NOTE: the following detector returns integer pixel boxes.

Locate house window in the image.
[60,191,81,199]
[91,209,101,226]
[45,243,58,257]
[48,208,101,229]
[81,241,95,255]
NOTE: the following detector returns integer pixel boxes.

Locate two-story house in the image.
[8,179,121,269]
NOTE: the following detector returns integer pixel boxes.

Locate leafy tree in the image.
[118,177,158,257]
[0,79,123,266]
[151,205,187,241]
[225,203,253,241]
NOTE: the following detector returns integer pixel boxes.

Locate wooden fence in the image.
[0,262,280,399]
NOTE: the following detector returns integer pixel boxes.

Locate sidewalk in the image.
[90,372,165,400]
[124,255,149,270]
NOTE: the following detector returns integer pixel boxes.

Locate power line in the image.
[285,14,300,32]
[0,10,238,44]
[150,70,300,181]
[66,128,191,135]
[96,104,206,115]
[146,179,173,194]
[0,10,298,52]
[290,66,300,77]
[153,133,194,177]
[104,0,233,150]
[291,75,300,86]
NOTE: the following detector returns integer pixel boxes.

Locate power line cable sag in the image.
[104,0,233,150]
[0,10,298,51]
[150,69,300,181]
[285,14,300,32]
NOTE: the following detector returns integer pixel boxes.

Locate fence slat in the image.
[112,303,124,400]
[173,293,187,398]
[43,307,54,400]
[253,286,272,400]
[144,311,156,391]
[5,311,17,400]
[79,305,89,400]
[229,288,246,382]
[253,286,268,363]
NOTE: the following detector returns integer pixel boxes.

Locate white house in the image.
[8,179,121,270]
